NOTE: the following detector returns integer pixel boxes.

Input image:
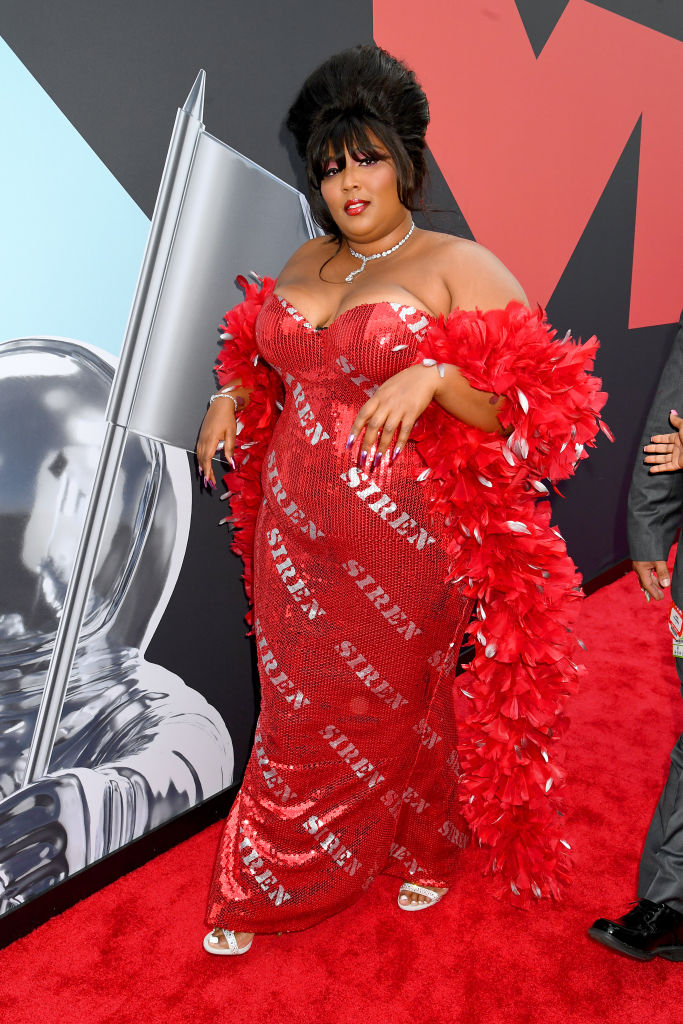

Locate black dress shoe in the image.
[588,898,683,961]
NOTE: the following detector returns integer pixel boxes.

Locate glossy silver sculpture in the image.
[1,69,314,917]
[0,338,233,915]
[23,70,316,788]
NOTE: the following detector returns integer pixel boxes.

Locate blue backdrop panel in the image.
[0,37,148,354]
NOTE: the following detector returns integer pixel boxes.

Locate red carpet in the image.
[2,567,682,1024]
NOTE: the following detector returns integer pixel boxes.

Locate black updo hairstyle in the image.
[286,44,430,240]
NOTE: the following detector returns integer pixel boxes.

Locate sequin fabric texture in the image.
[207,295,473,933]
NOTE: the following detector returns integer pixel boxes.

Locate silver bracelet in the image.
[209,387,242,412]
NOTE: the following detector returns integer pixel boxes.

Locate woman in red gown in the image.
[196,45,607,956]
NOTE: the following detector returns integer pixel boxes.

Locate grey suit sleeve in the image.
[627,313,683,562]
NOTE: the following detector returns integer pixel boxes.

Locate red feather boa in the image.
[216,281,609,906]
[411,302,608,905]
[215,275,280,626]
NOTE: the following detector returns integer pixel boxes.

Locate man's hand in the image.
[633,559,671,601]
[643,410,683,474]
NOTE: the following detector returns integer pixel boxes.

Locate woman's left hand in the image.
[348,364,439,467]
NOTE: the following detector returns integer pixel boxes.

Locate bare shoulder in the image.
[429,234,528,312]
[277,234,338,281]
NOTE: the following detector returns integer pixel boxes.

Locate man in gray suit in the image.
[589,314,683,961]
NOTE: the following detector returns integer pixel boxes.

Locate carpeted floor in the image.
[1,566,682,1024]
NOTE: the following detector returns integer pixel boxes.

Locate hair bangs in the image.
[308,115,391,187]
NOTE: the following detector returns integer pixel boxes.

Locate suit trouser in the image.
[638,650,683,913]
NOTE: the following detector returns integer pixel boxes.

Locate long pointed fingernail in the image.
[229,457,236,470]
[359,451,367,468]
[372,452,382,469]
[346,433,355,449]
[392,446,402,462]
[208,479,216,490]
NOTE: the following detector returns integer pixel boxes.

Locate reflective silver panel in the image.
[120,131,318,452]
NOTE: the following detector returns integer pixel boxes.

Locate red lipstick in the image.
[344,199,369,215]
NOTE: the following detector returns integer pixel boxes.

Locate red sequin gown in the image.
[207,294,473,933]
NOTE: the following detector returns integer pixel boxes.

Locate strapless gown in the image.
[206,293,473,932]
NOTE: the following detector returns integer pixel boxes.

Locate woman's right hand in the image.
[196,399,237,488]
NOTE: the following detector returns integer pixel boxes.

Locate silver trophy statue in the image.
[0,337,234,914]
[0,71,317,915]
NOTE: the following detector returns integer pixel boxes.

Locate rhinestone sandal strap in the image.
[221,928,239,953]
[399,883,441,901]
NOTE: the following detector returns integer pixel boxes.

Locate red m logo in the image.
[374,0,683,327]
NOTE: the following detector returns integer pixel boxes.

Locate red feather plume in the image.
[411,302,608,905]
[215,275,280,629]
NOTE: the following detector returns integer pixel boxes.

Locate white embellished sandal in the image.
[203,928,253,956]
[397,882,447,911]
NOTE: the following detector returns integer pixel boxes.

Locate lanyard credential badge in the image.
[670,602,683,657]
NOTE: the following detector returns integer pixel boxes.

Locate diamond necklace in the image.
[345,220,415,283]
